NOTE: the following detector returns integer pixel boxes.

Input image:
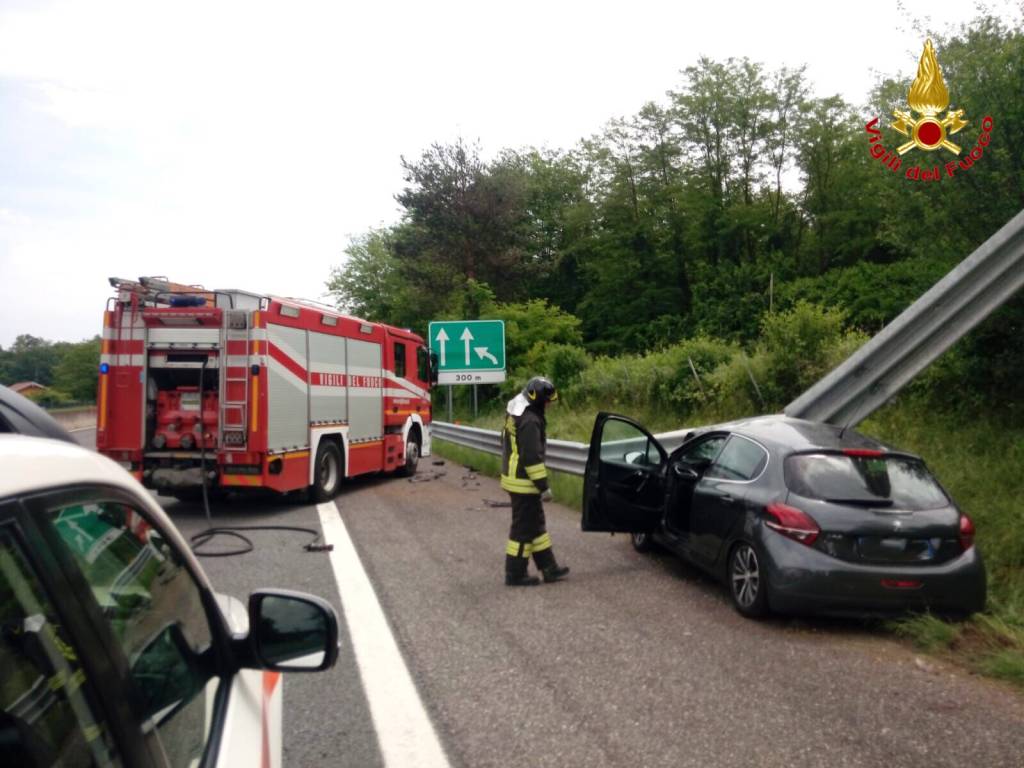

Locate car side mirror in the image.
[429,352,439,384]
[247,589,340,672]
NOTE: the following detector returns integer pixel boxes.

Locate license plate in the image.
[879,537,907,551]
[859,536,937,562]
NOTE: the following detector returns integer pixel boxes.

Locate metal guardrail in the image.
[431,421,693,477]
[786,207,1024,427]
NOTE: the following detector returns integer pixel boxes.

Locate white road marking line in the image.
[317,502,451,768]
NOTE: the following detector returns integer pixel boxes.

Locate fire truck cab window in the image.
[417,347,429,382]
[47,501,220,768]
[393,342,407,378]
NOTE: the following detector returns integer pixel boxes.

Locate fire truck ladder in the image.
[220,310,251,448]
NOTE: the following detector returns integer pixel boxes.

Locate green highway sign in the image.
[428,319,506,384]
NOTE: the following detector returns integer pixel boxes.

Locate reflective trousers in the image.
[505,493,555,571]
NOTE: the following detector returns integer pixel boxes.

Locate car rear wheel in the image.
[311,441,342,502]
[630,531,655,552]
[728,541,769,618]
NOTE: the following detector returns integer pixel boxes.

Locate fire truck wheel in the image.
[312,441,343,501]
[397,435,421,477]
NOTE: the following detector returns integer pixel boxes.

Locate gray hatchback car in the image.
[582,413,986,618]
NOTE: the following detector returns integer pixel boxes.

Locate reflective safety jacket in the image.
[500,406,549,495]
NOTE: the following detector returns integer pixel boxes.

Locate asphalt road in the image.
[75,428,1024,767]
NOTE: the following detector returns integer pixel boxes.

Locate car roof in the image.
[0,434,146,499]
[694,415,893,454]
[0,385,76,443]
[0,434,222,615]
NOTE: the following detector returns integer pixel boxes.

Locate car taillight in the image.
[958,514,975,551]
[765,502,820,546]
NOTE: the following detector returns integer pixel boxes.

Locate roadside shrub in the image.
[27,388,74,408]
[521,342,591,389]
[487,298,583,363]
[565,335,736,417]
[777,257,955,333]
[757,302,866,407]
[704,351,770,417]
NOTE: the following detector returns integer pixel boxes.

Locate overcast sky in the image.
[1,0,1020,347]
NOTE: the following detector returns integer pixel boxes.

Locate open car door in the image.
[582,413,667,533]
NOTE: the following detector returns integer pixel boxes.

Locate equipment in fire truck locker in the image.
[151,387,217,450]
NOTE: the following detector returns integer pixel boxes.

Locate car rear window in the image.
[784,453,949,510]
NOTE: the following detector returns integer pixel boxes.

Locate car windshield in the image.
[784,453,949,510]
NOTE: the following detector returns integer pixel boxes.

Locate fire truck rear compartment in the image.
[144,354,222,492]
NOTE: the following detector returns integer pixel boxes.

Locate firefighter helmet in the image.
[523,376,558,405]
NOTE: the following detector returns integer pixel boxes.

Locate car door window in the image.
[705,435,768,481]
[46,502,220,768]
[0,525,121,767]
[600,419,662,467]
[678,435,727,466]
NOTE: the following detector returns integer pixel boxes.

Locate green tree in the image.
[393,139,532,312]
[53,338,101,402]
[326,227,431,330]
[1,335,61,386]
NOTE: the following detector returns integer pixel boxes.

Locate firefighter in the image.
[500,376,570,586]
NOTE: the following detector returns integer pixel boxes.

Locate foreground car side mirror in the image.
[247,589,340,672]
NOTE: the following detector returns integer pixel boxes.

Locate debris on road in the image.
[484,498,512,508]
[409,471,447,483]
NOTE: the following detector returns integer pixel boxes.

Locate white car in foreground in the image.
[0,434,339,767]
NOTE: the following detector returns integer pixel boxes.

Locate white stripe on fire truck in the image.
[226,356,249,368]
[312,362,347,375]
[347,365,384,378]
[100,354,144,367]
[267,356,308,393]
[385,376,427,399]
[384,388,421,399]
[268,336,306,370]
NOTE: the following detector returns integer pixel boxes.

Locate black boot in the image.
[542,563,570,583]
[533,547,570,583]
[505,553,540,587]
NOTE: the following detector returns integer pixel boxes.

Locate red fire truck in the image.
[96,277,433,500]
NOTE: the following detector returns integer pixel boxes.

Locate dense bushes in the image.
[489,302,863,423]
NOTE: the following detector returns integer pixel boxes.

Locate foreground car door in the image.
[27,487,228,767]
[582,413,667,533]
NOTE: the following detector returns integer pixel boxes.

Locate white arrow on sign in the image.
[434,328,449,366]
[460,327,474,365]
[474,346,498,365]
